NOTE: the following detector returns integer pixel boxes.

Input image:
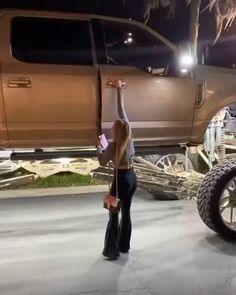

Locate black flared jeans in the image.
[102,168,137,258]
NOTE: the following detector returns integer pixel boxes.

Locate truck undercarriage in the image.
[2,106,236,239]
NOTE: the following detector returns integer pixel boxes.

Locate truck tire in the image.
[197,159,236,240]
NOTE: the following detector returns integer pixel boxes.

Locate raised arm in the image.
[116,81,135,158]
[117,83,129,122]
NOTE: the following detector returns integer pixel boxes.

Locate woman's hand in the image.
[113,79,126,89]
[106,79,126,89]
[115,80,123,89]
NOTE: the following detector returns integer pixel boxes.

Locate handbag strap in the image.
[115,165,118,198]
[107,162,118,198]
[108,161,112,192]
[107,144,124,198]
[114,144,121,199]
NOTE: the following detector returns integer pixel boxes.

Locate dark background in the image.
[0,0,235,67]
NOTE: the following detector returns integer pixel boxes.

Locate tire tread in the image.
[197,159,236,237]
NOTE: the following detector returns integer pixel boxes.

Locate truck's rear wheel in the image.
[144,153,194,173]
[197,159,236,240]
[144,153,194,200]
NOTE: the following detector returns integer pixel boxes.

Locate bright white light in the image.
[180,68,188,74]
[124,37,133,44]
[128,32,132,36]
[180,55,194,67]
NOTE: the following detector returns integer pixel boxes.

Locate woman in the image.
[97,80,137,260]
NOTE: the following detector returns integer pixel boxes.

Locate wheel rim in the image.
[155,154,193,173]
[219,177,236,231]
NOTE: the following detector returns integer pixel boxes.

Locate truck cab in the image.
[0,9,197,154]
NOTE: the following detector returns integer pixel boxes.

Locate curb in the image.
[0,185,108,200]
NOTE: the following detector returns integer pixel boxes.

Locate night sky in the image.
[0,0,235,67]
[0,0,190,42]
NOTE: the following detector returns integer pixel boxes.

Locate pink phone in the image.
[99,133,109,150]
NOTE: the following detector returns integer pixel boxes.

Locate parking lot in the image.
[0,189,236,295]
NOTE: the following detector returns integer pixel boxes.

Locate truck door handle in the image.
[106,79,126,88]
[8,77,32,88]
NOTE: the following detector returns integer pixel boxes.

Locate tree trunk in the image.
[189,0,201,59]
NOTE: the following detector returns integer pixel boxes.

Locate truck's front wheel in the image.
[197,159,236,240]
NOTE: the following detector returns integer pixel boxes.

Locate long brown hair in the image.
[113,119,132,167]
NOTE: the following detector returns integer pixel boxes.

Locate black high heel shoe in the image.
[119,248,129,254]
[102,252,120,260]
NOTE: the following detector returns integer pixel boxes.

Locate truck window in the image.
[101,20,174,75]
[11,17,93,65]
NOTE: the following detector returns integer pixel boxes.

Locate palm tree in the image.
[136,0,236,57]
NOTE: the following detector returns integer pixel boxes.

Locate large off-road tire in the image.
[197,159,236,240]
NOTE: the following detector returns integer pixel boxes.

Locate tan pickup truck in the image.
[0,9,230,151]
[1,9,236,239]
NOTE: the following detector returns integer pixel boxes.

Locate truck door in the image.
[95,19,196,147]
[0,13,98,148]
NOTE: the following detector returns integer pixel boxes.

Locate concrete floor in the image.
[0,189,236,295]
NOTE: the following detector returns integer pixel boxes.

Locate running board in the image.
[10,146,185,161]
[10,149,98,161]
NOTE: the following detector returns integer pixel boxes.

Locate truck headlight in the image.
[180,55,194,67]
[178,54,195,75]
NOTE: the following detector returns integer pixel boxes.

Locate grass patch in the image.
[0,170,103,189]
[28,172,102,188]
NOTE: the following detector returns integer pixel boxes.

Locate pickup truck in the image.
[1,9,236,239]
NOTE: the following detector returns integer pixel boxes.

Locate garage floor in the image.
[0,189,236,295]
